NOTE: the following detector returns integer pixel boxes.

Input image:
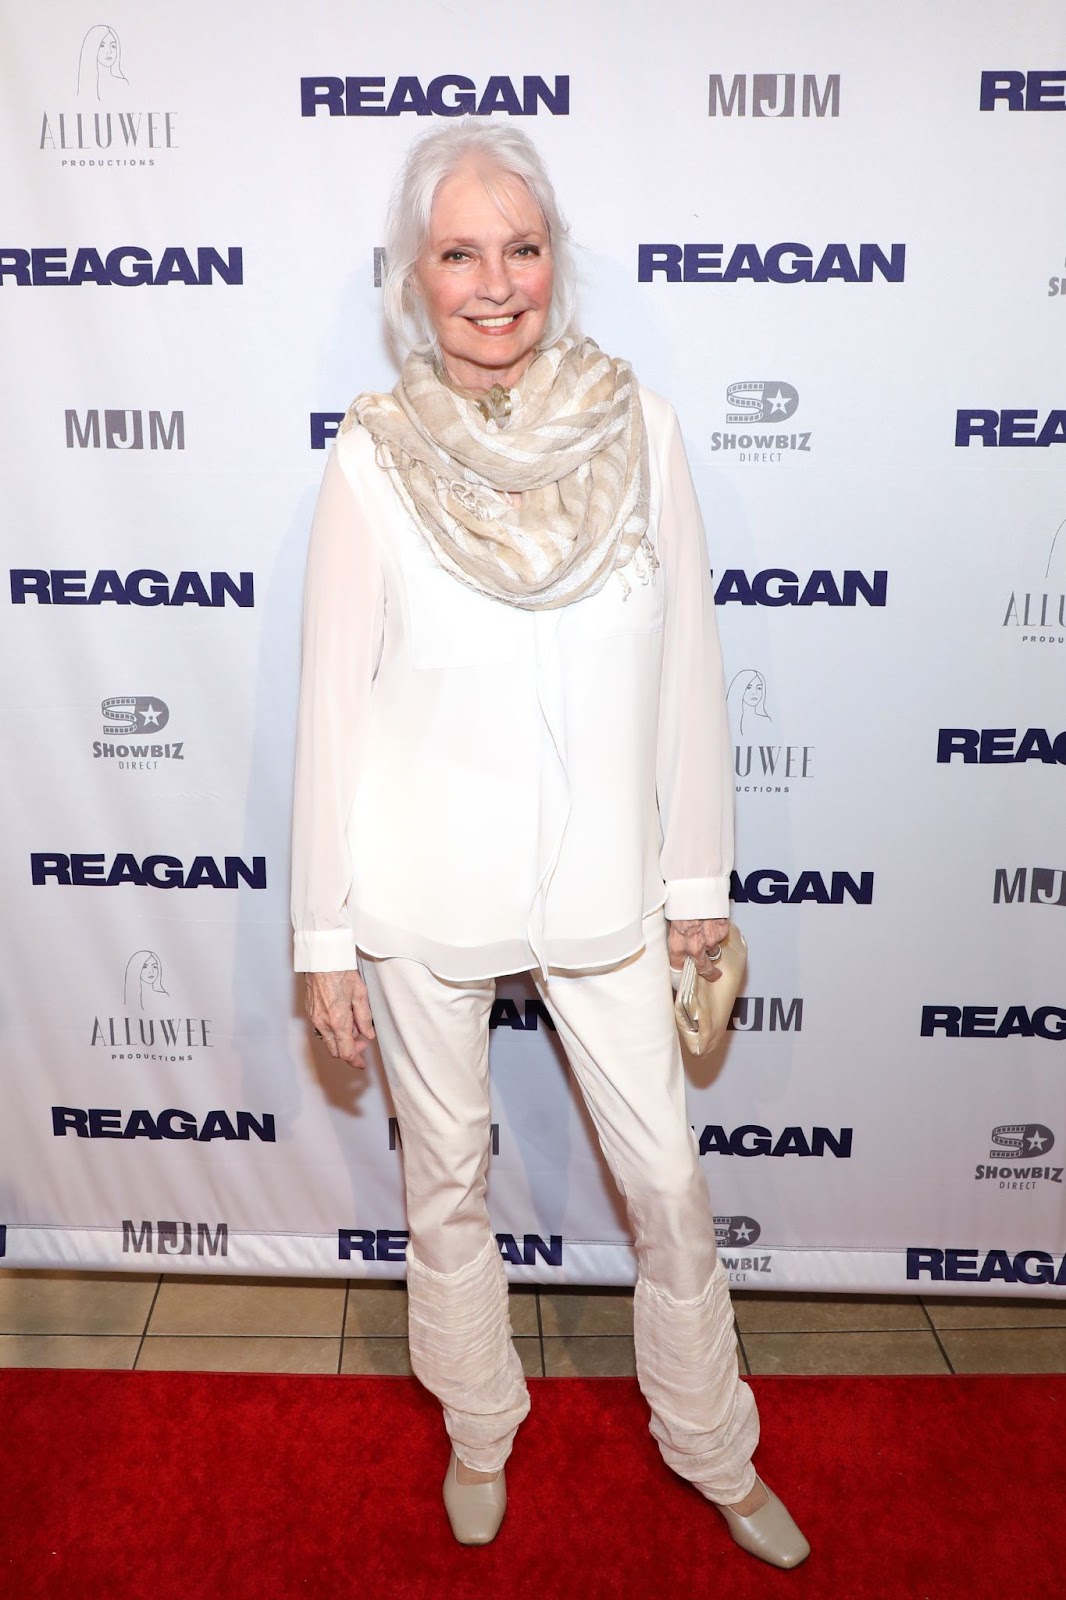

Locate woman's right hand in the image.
[304,970,376,1069]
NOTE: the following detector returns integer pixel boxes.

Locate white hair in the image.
[381,119,578,359]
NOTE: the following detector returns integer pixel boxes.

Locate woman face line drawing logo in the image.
[77,25,129,102]
[122,949,168,1010]
[726,669,772,738]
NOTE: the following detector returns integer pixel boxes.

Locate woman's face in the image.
[413,160,554,393]
[141,955,158,982]
[743,675,764,707]
[98,31,118,67]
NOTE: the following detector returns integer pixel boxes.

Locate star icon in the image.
[139,703,162,727]
[733,1221,753,1242]
[765,389,793,418]
[1027,1130,1048,1152]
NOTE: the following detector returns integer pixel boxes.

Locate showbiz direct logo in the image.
[95,696,183,771]
[991,1124,1055,1159]
[102,696,169,735]
[716,1213,772,1284]
[713,381,807,463]
[715,1215,762,1246]
[974,1124,1062,1190]
[725,380,799,424]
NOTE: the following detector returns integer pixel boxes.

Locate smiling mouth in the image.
[469,313,521,329]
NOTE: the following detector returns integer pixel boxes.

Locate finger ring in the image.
[704,945,722,962]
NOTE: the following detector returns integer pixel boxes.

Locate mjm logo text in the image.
[709,73,840,118]
[123,1220,227,1256]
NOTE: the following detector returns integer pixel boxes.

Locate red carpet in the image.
[1,1371,1062,1599]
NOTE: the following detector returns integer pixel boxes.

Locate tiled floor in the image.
[1,1270,1064,1375]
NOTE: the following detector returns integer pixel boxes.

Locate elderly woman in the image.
[290,121,809,1569]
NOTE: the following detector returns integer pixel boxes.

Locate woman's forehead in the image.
[428,162,543,236]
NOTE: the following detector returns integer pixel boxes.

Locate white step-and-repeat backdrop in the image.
[2,2,1064,1296]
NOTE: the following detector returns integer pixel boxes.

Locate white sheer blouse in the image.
[290,387,734,981]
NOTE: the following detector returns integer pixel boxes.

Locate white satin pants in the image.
[358,912,760,1503]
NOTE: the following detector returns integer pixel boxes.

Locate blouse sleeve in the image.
[654,403,735,920]
[290,440,385,972]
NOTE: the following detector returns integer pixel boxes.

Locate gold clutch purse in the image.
[672,926,748,1055]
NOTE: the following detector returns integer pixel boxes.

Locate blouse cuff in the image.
[664,876,732,921]
[293,927,359,973]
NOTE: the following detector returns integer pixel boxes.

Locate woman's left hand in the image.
[668,917,730,981]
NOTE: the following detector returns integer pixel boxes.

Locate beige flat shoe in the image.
[716,1477,810,1569]
[441,1450,507,1546]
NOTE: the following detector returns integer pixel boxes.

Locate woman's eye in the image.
[443,250,469,263]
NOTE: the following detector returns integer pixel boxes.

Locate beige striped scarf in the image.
[348,335,651,610]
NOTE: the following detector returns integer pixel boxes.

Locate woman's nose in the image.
[475,254,513,304]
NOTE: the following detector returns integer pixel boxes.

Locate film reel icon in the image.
[101,695,170,735]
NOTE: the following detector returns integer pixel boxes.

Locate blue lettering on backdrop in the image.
[696,1125,854,1158]
[955,409,1066,447]
[907,1247,1066,1284]
[300,75,570,118]
[51,1107,276,1141]
[712,569,887,606]
[979,71,1066,111]
[310,413,346,450]
[30,854,267,889]
[0,248,243,287]
[9,570,254,606]
[920,1006,1066,1040]
[729,870,874,905]
[637,242,905,283]
[338,1229,564,1265]
[936,728,1066,764]
[488,997,556,1031]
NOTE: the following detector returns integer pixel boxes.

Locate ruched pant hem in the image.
[360,911,760,1502]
